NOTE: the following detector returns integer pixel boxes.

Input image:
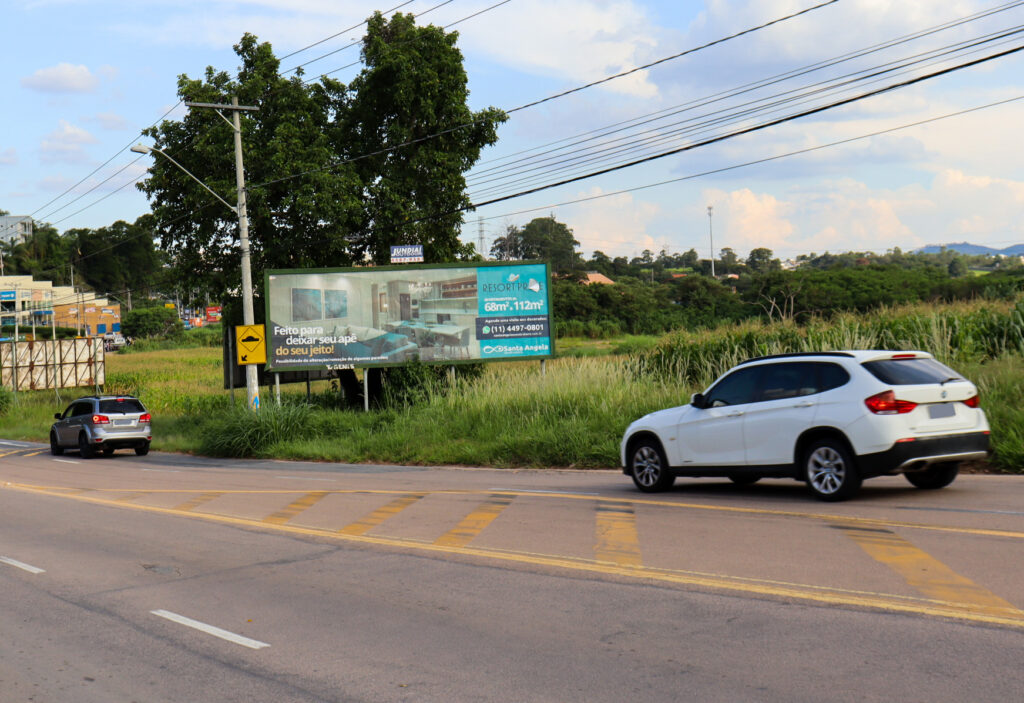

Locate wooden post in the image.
[541,359,546,377]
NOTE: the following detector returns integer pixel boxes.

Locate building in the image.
[0,275,121,335]
[0,216,33,246]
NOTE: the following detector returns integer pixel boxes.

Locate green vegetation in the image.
[0,299,1020,473]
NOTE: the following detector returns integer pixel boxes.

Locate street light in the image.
[707,205,715,278]
[131,96,260,410]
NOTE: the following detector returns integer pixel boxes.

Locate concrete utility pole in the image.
[133,96,260,410]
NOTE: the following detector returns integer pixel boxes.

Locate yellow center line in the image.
[115,491,152,503]
[174,492,224,512]
[435,494,514,547]
[0,449,31,458]
[339,493,426,536]
[262,491,330,525]
[595,502,642,567]
[23,449,47,457]
[838,525,1022,619]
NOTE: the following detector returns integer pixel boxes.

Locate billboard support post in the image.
[275,373,281,405]
[363,370,369,412]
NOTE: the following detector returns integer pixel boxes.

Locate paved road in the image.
[1,441,1022,701]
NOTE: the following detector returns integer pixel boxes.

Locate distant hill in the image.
[915,242,1024,256]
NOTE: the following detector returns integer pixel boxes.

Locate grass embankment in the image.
[1,299,1021,472]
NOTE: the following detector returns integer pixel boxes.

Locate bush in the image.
[103,372,146,398]
[0,386,12,416]
[198,403,322,457]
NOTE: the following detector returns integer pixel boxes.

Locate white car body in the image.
[620,350,990,500]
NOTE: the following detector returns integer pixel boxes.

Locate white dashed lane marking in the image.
[150,610,270,649]
[0,556,46,574]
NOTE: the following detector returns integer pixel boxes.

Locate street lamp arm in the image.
[132,144,237,215]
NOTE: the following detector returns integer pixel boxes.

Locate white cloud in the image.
[40,120,98,164]
[461,0,661,98]
[561,186,663,256]
[21,63,99,93]
[0,148,17,165]
[702,187,795,254]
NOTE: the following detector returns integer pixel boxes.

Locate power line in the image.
[466,30,1024,200]
[254,0,841,191]
[463,95,1024,255]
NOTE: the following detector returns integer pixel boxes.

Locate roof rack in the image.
[738,351,855,365]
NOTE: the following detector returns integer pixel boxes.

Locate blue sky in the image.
[3,0,1023,262]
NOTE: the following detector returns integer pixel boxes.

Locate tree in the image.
[719,247,740,273]
[747,247,780,274]
[122,307,183,339]
[947,257,968,277]
[343,12,506,264]
[490,216,582,273]
[139,17,505,297]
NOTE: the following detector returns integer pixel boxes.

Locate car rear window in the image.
[861,358,963,385]
[99,398,146,414]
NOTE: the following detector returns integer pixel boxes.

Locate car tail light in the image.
[962,395,980,408]
[891,353,916,359]
[864,390,917,415]
[139,413,152,423]
[92,414,110,424]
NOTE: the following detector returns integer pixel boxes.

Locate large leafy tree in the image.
[138,15,505,296]
[343,12,506,264]
[490,217,582,273]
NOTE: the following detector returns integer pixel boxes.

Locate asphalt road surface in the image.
[1,440,1022,702]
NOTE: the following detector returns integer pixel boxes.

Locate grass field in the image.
[1,299,1021,472]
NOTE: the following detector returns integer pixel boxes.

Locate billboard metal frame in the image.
[264,261,554,372]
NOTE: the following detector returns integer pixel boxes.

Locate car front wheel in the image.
[629,439,674,493]
[905,462,959,489]
[804,439,860,501]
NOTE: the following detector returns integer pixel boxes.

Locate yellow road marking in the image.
[4,481,1022,629]
[435,494,514,547]
[115,491,151,503]
[3,483,1022,540]
[595,502,642,567]
[839,525,1021,618]
[174,492,224,512]
[262,491,330,525]
[0,449,30,458]
[24,449,47,457]
[339,493,426,536]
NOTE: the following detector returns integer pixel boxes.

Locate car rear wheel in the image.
[905,462,959,489]
[78,433,94,459]
[728,474,760,486]
[804,439,860,501]
[135,442,150,457]
[102,445,115,457]
[629,439,674,493]
[50,431,63,456]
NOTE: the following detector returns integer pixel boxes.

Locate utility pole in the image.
[707,205,715,278]
[183,97,260,410]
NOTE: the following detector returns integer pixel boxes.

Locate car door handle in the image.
[727,411,745,417]
[793,401,815,408]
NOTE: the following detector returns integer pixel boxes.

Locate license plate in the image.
[114,419,136,427]
[928,403,955,419]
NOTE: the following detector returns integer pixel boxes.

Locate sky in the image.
[2,0,1023,263]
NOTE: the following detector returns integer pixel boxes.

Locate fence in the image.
[0,338,105,391]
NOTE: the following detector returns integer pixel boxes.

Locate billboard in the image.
[265,262,553,370]
[205,305,223,322]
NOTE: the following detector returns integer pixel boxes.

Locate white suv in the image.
[620,351,990,501]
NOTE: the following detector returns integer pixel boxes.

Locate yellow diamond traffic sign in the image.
[235,324,266,365]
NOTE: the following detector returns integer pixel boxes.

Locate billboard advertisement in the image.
[205,305,223,323]
[265,262,553,370]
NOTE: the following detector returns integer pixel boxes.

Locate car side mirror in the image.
[54,413,61,420]
[691,393,706,409]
